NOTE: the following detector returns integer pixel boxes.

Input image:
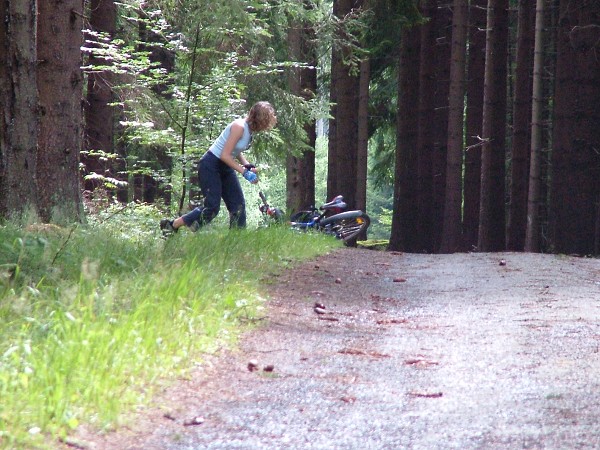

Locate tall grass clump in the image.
[0,208,340,449]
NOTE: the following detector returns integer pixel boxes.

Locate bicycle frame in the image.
[289,196,370,242]
[291,209,366,231]
[258,191,284,223]
[258,191,370,242]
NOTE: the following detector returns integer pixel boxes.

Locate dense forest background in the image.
[0,0,599,255]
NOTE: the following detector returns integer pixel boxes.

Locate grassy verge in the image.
[0,212,340,449]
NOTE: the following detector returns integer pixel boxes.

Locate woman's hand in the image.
[243,169,258,184]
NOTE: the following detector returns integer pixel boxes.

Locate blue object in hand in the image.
[243,169,257,183]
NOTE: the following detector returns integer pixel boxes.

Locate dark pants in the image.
[181,152,246,229]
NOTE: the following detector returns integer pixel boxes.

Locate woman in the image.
[160,101,277,234]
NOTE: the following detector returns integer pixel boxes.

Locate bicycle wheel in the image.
[320,211,370,242]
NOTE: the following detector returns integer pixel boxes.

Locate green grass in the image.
[0,209,340,449]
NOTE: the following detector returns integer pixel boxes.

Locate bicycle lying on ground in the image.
[258,191,370,243]
[258,191,285,223]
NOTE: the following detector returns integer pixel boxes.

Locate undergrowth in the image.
[0,204,339,449]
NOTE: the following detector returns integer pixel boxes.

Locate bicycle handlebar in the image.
[259,191,267,204]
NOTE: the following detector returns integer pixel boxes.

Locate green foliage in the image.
[368,64,398,189]
[82,0,399,229]
[364,0,422,74]
[0,210,339,448]
[364,183,394,240]
[360,1,422,194]
[81,0,329,206]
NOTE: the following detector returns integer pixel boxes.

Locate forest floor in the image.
[68,249,600,450]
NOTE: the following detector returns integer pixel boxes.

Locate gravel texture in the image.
[73,250,600,450]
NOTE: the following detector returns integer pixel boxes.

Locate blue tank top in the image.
[209,119,252,159]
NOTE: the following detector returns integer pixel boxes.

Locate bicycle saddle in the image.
[320,195,347,211]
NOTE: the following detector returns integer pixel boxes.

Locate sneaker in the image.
[160,219,177,236]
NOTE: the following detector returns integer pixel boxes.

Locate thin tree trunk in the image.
[508,0,535,251]
[0,0,39,221]
[478,0,509,251]
[463,0,487,251]
[440,0,468,253]
[416,0,437,253]
[177,26,201,215]
[431,6,452,252]
[524,0,545,252]
[356,57,369,215]
[354,0,370,227]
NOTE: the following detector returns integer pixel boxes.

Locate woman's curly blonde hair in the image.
[247,101,277,133]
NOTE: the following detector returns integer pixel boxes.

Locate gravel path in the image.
[81,250,600,450]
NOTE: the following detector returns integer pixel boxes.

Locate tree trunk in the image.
[0,0,39,221]
[549,0,600,255]
[439,0,468,253]
[478,0,509,251]
[431,6,452,252]
[83,0,117,193]
[463,0,487,251]
[327,0,363,209]
[416,0,437,253]
[37,0,85,223]
[507,0,536,251]
[389,24,420,252]
[353,56,370,242]
[524,0,546,252]
[286,8,316,214]
[356,57,369,216]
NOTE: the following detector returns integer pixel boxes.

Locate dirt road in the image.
[85,250,600,449]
